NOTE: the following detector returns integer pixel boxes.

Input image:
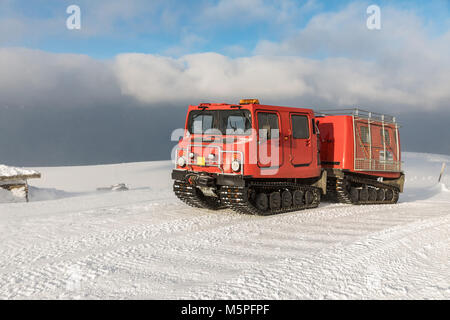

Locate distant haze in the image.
[0,104,448,167]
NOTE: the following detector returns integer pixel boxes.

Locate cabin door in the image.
[256,111,282,169]
[290,113,313,167]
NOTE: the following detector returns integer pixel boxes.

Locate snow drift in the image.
[0,152,448,299]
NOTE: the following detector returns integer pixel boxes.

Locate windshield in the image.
[188,110,252,135]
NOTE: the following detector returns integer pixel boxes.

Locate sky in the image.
[0,0,450,166]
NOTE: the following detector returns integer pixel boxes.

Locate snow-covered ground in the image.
[0,152,449,299]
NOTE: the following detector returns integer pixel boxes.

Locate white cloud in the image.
[113,53,315,104]
[202,0,282,22]
[113,52,449,111]
[1,3,450,113]
[163,32,206,56]
[0,48,122,108]
[0,0,317,50]
[0,0,173,41]
[221,44,249,57]
[200,0,318,25]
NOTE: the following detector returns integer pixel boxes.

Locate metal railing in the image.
[355,158,402,172]
[317,108,397,124]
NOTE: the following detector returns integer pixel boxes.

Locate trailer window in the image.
[380,150,394,161]
[292,115,310,139]
[257,112,279,139]
[381,129,390,145]
[360,126,370,144]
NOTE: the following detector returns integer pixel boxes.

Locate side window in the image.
[257,112,279,140]
[381,129,390,145]
[360,126,370,144]
[292,115,309,139]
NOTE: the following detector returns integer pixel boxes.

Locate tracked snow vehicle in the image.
[172,100,404,215]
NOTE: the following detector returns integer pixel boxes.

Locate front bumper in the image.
[171,170,246,187]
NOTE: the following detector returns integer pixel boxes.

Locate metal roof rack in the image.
[317,108,397,124]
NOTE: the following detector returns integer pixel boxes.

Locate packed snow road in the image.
[0,152,449,299]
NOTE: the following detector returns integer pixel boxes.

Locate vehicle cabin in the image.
[177,99,321,180]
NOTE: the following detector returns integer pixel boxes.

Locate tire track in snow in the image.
[0,193,448,299]
[182,209,450,299]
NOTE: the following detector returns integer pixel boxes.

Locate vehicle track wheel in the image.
[376,188,385,201]
[281,190,292,208]
[368,188,377,201]
[305,190,314,205]
[248,189,257,202]
[385,189,394,201]
[255,193,269,212]
[269,192,281,210]
[350,188,359,203]
[360,188,369,202]
[293,190,304,206]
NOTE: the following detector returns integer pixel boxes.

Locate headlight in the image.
[208,153,215,160]
[177,157,186,167]
[231,160,241,172]
[189,152,195,159]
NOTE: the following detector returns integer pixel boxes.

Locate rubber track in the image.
[173,180,224,210]
[219,181,321,215]
[328,175,400,205]
[326,177,352,204]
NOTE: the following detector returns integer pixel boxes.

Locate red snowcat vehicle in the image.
[171,99,404,215]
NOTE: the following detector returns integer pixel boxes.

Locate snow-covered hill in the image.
[0,152,449,299]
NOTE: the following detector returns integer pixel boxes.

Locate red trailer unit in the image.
[317,109,404,204]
